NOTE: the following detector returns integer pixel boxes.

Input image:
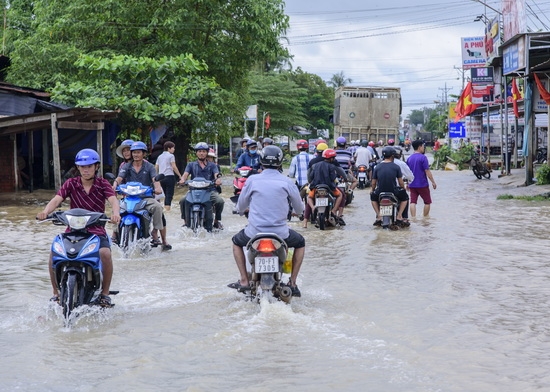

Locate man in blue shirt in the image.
[235,139,261,171]
[288,139,313,190]
[229,146,305,297]
[178,142,223,232]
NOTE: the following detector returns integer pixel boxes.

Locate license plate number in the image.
[255,256,279,273]
[358,172,367,178]
[380,205,393,216]
[316,198,328,207]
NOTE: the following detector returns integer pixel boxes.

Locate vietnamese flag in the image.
[454,81,479,122]
[264,114,271,130]
[534,73,550,105]
[511,78,521,118]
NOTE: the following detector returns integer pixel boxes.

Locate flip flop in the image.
[227,281,251,292]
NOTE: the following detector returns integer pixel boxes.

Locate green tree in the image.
[248,71,307,137]
[5,0,290,164]
[407,109,426,127]
[328,71,352,88]
[290,67,334,131]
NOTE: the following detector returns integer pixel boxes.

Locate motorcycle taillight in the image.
[256,239,276,252]
[316,189,328,197]
[380,199,393,206]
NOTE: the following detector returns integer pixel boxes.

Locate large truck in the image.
[333,86,402,144]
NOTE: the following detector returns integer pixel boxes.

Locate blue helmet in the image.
[75,149,100,166]
[130,141,148,152]
[336,136,346,147]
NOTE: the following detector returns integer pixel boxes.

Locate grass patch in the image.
[497,193,550,201]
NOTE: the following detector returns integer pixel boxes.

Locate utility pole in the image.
[439,83,453,139]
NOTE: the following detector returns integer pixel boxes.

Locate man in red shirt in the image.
[37,149,120,307]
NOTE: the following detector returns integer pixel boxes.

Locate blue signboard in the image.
[449,122,466,138]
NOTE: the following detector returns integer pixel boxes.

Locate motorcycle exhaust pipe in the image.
[280,285,292,301]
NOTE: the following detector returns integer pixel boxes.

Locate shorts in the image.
[232,228,305,249]
[308,188,341,198]
[99,235,111,249]
[409,186,432,204]
[370,187,409,203]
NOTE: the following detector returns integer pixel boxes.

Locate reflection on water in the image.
[1,170,550,391]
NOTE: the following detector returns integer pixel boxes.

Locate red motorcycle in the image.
[230,166,254,213]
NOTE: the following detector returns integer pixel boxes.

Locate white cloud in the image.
[283,0,521,119]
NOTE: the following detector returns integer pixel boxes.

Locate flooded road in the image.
[1,169,550,391]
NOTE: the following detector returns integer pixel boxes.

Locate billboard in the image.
[461,37,487,69]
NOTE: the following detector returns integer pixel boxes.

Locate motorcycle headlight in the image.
[52,240,66,257]
[125,185,145,196]
[80,241,99,257]
[66,214,90,230]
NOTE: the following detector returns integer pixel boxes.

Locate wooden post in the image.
[51,113,61,190]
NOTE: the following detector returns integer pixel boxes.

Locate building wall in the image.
[0,135,15,192]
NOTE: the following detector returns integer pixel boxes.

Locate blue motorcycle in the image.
[116,174,164,251]
[49,208,117,318]
[184,177,215,233]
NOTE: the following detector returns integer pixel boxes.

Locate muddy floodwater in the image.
[1,168,550,392]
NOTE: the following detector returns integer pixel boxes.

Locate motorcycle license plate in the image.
[380,206,393,216]
[316,198,328,207]
[255,256,279,273]
[358,172,367,178]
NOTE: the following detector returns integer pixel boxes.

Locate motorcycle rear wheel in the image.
[318,212,326,230]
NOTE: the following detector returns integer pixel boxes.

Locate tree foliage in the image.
[328,71,352,88]
[5,0,290,165]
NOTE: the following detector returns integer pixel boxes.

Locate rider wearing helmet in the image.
[387,138,403,159]
[37,149,121,307]
[236,139,261,171]
[116,139,134,166]
[178,142,224,231]
[115,141,170,249]
[306,148,344,226]
[262,137,274,148]
[229,145,305,297]
[334,136,358,217]
[289,139,314,190]
[370,147,409,226]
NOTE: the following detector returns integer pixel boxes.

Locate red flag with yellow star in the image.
[454,81,479,122]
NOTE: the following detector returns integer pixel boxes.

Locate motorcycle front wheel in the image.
[120,224,138,250]
[190,211,201,232]
[62,273,79,318]
[472,166,483,179]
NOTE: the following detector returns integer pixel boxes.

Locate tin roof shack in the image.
[334,86,402,144]
[0,82,118,193]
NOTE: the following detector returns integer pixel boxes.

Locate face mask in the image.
[249,149,257,155]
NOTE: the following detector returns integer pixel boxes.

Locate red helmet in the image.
[388,139,395,145]
[314,139,327,146]
[368,141,375,147]
[297,139,309,150]
[322,149,337,159]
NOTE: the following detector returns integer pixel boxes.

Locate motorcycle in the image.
[311,185,337,230]
[243,233,294,304]
[356,164,370,189]
[378,192,400,230]
[184,177,215,233]
[337,177,354,206]
[48,208,118,318]
[117,175,164,251]
[467,155,491,179]
[536,147,547,164]
[230,166,255,214]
